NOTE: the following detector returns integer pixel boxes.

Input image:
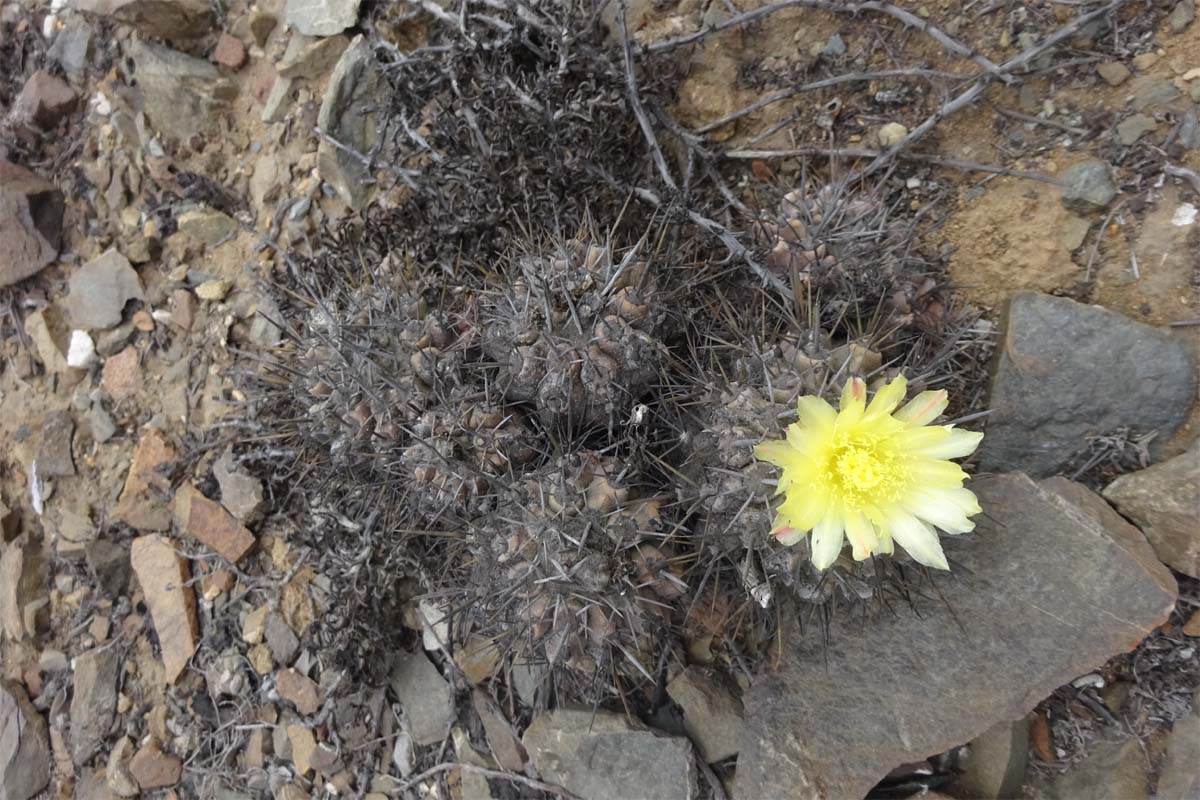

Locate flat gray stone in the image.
[0,161,63,288]
[389,651,453,746]
[1,680,51,800]
[71,648,121,766]
[523,709,697,800]
[1156,691,1200,800]
[666,668,743,763]
[949,718,1029,800]
[264,613,299,666]
[213,449,264,522]
[1045,738,1148,800]
[1116,113,1157,145]
[317,35,385,210]
[1104,444,1200,577]
[128,40,236,141]
[1060,160,1117,213]
[1168,0,1196,33]
[976,292,1195,476]
[37,410,76,477]
[735,474,1177,800]
[277,33,349,79]
[70,0,213,39]
[285,0,361,36]
[64,249,144,330]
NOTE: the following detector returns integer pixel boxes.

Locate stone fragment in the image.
[317,36,385,210]
[114,431,176,531]
[37,410,76,477]
[212,33,247,69]
[976,292,1195,476]
[70,648,120,766]
[69,0,214,39]
[1060,160,1117,212]
[877,122,908,147]
[285,0,361,36]
[24,306,72,374]
[277,668,320,715]
[1097,61,1131,86]
[130,535,199,683]
[128,742,181,789]
[0,161,63,288]
[287,725,316,776]
[85,539,130,598]
[949,718,1029,799]
[735,474,1177,800]
[67,330,97,368]
[1156,691,1200,800]
[1129,77,1181,112]
[106,737,138,797]
[128,40,236,141]
[1168,0,1196,32]
[261,75,295,123]
[249,11,277,45]
[0,680,51,800]
[206,650,247,696]
[101,347,141,402]
[242,604,269,644]
[523,709,698,800]
[64,249,144,330]
[0,539,45,642]
[389,651,453,746]
[277,33,349,79]
[212,449,263,521]
[264,613,299,666]
[1104,445,1200,577]
[48,16,93,77]
[173,485,255,563]
[666,668,743,763]
[1117,113,1158,145]
[178,209,237,248]
[13,71,78,129]
[471,690,526,772]
[1045,738,1148,800]
[1059,215,1090,251]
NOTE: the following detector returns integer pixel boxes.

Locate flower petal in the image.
[755,439,801,469]
[910,458,968,488]
[840,377,866,413]
[939,486,983,517]
[902,488,976,534]
[772,525,806,546]
[796,396,837,431]
[810,509,845,570]
[843,510,878,561]
[894,389,948,426]
[866,376,907,418]
[912,427,984,460]
[887,511,949,570]
[778,488,828,532]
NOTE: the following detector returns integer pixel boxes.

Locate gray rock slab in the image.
[64,249,144,330]
[976,292,1195,476]
[948,718,1029,800]
[70,0,213,39]
[1104,444,1200,577]
[127,40,236,141]
[1045,738,1148,800]
[389,650,453,746]
[317,35,385,210]
[523,709,698,800]
[285,0,361,36]
[0,680,51,800]
[1060,160,1117,212]
[0,161,63,288]
[666,668,744,763]
[71,648,121,766]
[1155,691,1200,800]
[735,474,1177,800]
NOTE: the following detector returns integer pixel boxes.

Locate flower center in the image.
[837,447,885,490]
[828,439,905,510]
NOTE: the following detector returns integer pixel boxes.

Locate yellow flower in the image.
[754,376,983,571]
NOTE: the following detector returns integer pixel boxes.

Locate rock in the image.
[85,539,130,598]
[0,680,51,800]
[48,15,93,78]
[128,40,236,141]
[285,0,361,36]
[1156,692,1200,799]
[12,70,77,129]
[0,161,63,288]
[976,292,1195,476]
[67,330,97,368]
[177,209,237,248]
[106,737,138,797]
[666,668,743,763]
[276,668,320,715]
[249,10,277,45]
[523,709,697,800]
[1117,113,1158,145]
[471,690,526,772]
[822,33,846,57]
[278,33,349,79]
[85,404,117,444]
[264,613,299,666]
[1129,77,1181,112]
[75,768,114,800]
[213,449,264,521]
[128,742,181,789]
[130,535,199,683]
[261,75,295,123]
[948,718,1028,799]
[734,474,1177,800]
[878,122,908,147]
[317,35,386,210]
[173,485,255,564]
[37,410,76,477]
[391,731,415,776]
[70,648,120,766]
[1059,215,1090,251]
[69,0,213,39]
[1060,160,1117,212]
[1044,738,1148,800]
[1104,445,1200,577]
[101,347,141,402]
[0,539,45,642]
[212,33,247,69]
[1167,0,1195,33]
[206,650,247,696]
[195,278,232,301]
[1097,61,1131,86]
[389,650,453,746]
[242,604,269,644]
[287,724,316,776]
[24,306,73,374]
[64,249,144,330]
[114,431,176,531]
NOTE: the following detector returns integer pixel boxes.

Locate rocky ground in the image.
[0,0,1198,799]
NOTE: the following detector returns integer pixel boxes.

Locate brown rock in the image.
[1183,609,1200,637]
[1104,445,1200,577]
[23,305,72,374]
[173,485,255,563]
[106,736,139,797]
[101,347,141,402]
[1097,61,1132,86]
[667,668,744,763]
[735,474,1178,800]
[949,718,1029,799]
[471,689,526,772]
[1045,737,1148,800]
[200,568,234,600]
[114,431,176,531]
[170,289,195,331]
[277,668,320,715]
[36,410,76,477]
[130,535,199,683]
[1156,691,1200,800]
[1,680,52,800]
[69,0,214,39]
[0,539,46,642]
[212,32,247,69]
[13,71,77,129]
[69,648,120,766]
[131,310,154,332]
[288,724,316,776]
[0,160,63,288]
[128,742,181,789]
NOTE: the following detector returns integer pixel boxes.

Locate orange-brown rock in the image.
[173,485,255,563]
[130,535,198,683]
[114,431,176,531]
